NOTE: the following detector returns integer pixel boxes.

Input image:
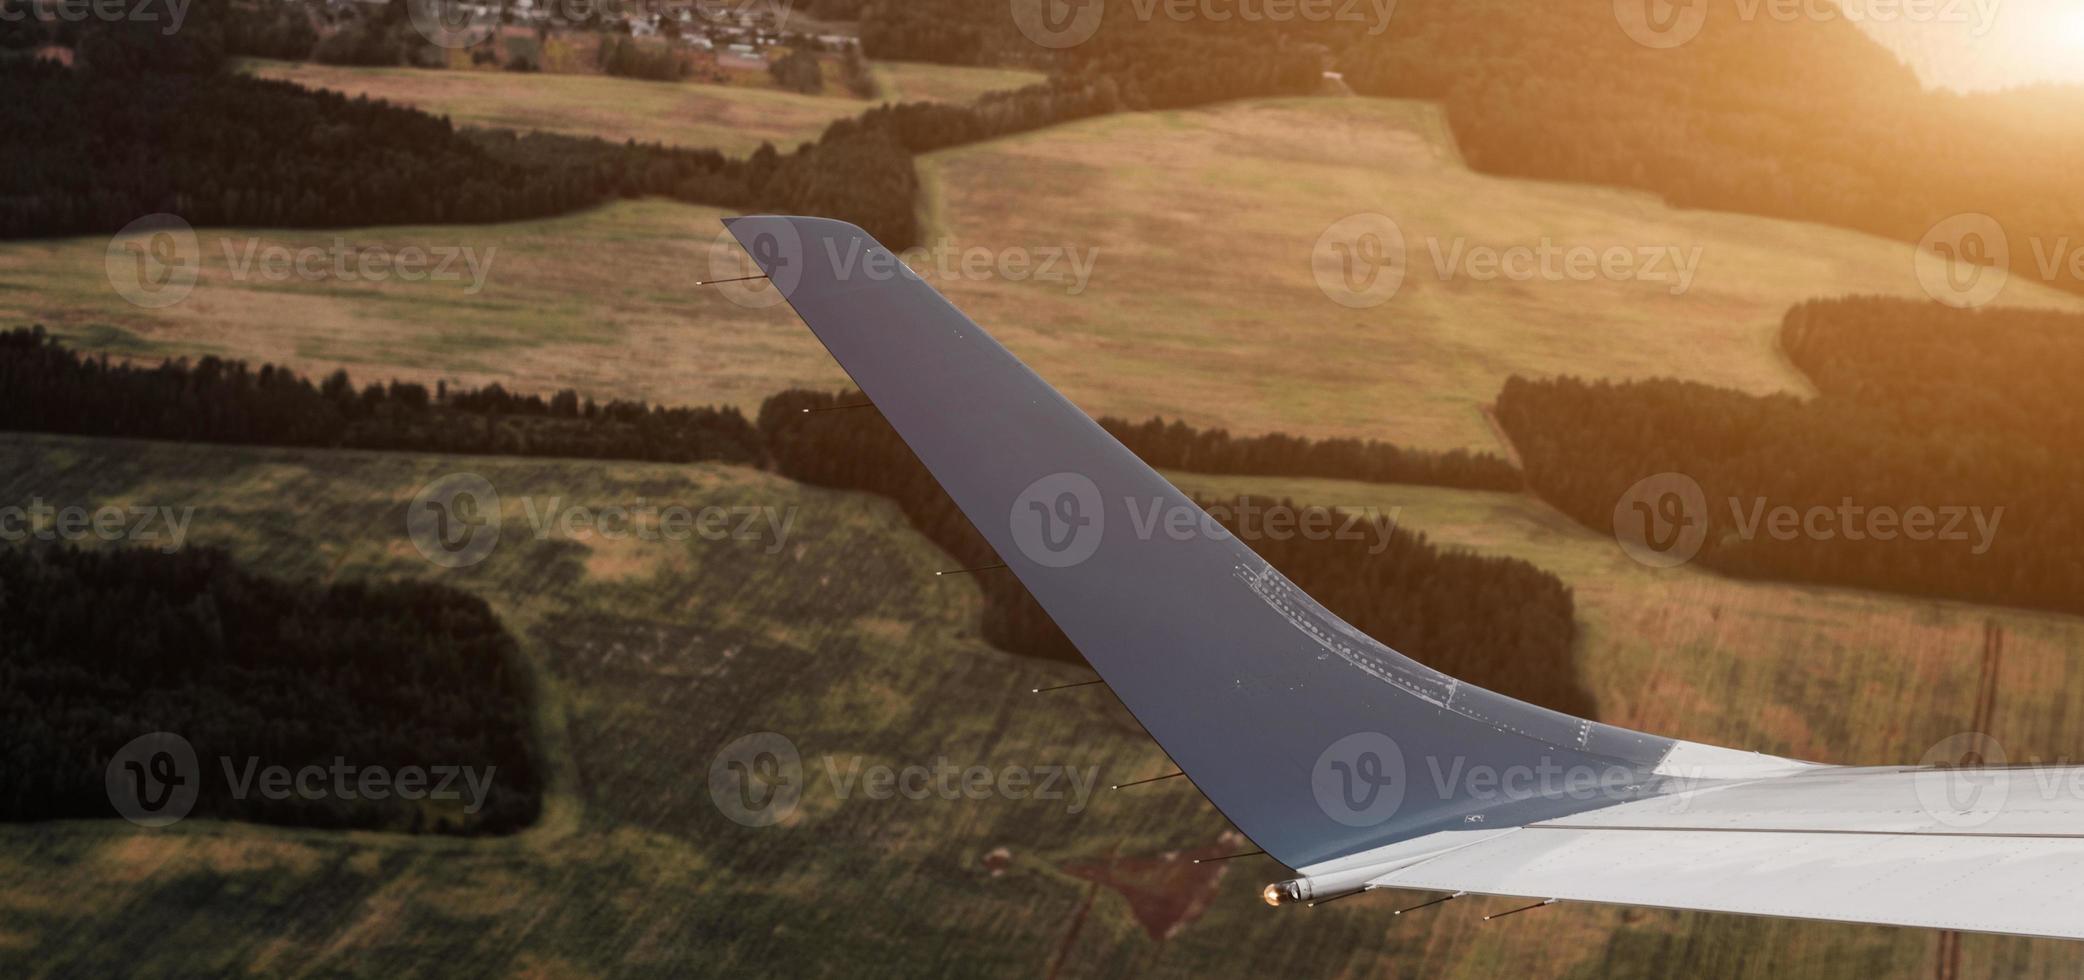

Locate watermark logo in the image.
[1313,732,1406,827]
[106,732,199,827]
[1013,0,1107,48]
[711,223,805,310]
[1010,472,1106,568]
[105,731,501,827]
[1313,213,1407,309]
[1614,473,2006,568]
[710,731,803,828]
[1914,732,2008,828]
[407,0,500,48]
[106,220,497,309]
[710,731,1101,826]
[1916,212,2011,308]
[105,214,199,310]
[218,238,497,295]
[1613,472,1709,568]
[1313,213,1704,307]
[1614,0,1709,48]
[515,497,797,555]
[407,473,502,569]
[1618,0,1999,48]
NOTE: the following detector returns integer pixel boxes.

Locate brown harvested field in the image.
[916,97,2084,452]
[870,60,1046,103]
[242,58,867,155]
[1171,471,2084,767]
[0,200,852,411]
[15,98,2084,452]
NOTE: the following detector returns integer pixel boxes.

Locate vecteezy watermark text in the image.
[1008,473,1402,569]
[0,498,194,554]
[1614,472,2004,568]
[708,732,1102,827]
[1614,0,2000,49]
[1014,0,1396,48]
[407,472,800,568]
[0,0,190,34]
[516,496,797,555]
[106,732,498,827]
[1311,213,1704,308]
[106,214,498,310]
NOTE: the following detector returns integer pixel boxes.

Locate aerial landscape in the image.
[5,0,2084,975]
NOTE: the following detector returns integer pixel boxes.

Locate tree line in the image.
[1,9,922,247]
[0,545,541,833]
[1101,415,1520,492]
[1,328,1521,488]
[0,333,1582,710]
[759,388,1593,717]
[0,327,765,463]
[4,0,1336,252]
[856,0,2084,301]
[1495,297,2083,616]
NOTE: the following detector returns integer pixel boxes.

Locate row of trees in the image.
[1496,298,2084,616]
[759,388,1593,717]
[1,14,921,245]
[1,329,1525,490]
[5,0,1334,251]
[1101,415,1521,491]
[0,545,541,833]
[0,327,765,463]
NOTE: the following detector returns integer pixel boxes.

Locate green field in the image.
[16,96,2084,456]
[4,433,2083,977]
[869,60,1046,103]
[242,59,867,155]
[0,199,853,412]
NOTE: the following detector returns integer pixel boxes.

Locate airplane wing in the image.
[721,215,2084,940]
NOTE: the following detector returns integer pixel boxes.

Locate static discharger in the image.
[802,402,876,414]
[693,273,770,286]
[1394,891,1466,916]
[1484,899,1557,921]
[936,562,1008,576]
[1192,849,1266,864]
[1112,771,1185,790]
[1032,679,1105,694]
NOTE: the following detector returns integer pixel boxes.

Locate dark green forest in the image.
[1101,415,1521,492]
[0,545,541,833]
[759,388,1594,718]
[1496,298,2082,615]
[0,327,766,464]
[0,329,1522,489]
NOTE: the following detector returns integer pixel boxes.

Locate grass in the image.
[915,97,2084,452]
[0,199,853,411]
[2,433,2082,977]
[868,61,1046,104]
[240,59,867,155]
[16,97,2082,453]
